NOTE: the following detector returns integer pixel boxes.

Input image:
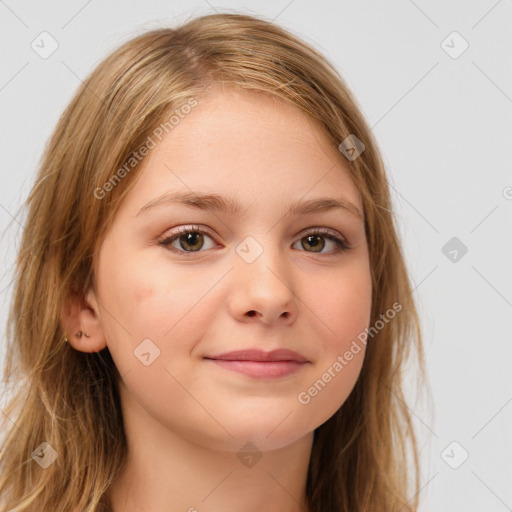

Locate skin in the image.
[62,87,373,512]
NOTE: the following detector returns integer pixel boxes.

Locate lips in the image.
[204,349,308,363]
[204,349,309,379]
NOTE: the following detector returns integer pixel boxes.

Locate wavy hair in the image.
[0,12,425,512]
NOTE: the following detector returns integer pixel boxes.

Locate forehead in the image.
[167,88,332,154]
[119,89,363,216]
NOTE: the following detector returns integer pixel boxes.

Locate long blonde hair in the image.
[0,12,425,511]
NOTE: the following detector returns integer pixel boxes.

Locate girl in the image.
[0,12,424,512]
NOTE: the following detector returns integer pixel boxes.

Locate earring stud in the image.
[64,331,90,343]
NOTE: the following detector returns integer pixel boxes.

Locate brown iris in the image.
[301,235,325,252]
[178,232,204,251]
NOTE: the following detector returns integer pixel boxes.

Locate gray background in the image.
[1,1,511,510]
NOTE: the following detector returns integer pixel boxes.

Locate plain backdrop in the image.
[1,1,511,510]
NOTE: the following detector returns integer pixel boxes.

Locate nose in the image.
[228,239,297,325]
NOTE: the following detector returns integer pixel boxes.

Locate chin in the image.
[204,420,313,454]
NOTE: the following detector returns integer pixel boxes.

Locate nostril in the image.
[247,310,256,317]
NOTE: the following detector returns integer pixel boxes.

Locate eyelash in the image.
[158,225,351,256]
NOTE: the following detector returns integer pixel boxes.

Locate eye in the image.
[292,227,351,254]
[158,226,351,256]
[159,225,216,254]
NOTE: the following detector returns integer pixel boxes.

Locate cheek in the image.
[131,269,218,338]
[296,266,371,418]
[326,287,372,346]
[296,302,369,427]
[109,253,200,327]
[310,263,372,349]
[103,260,219,372]
[296,348,364,427]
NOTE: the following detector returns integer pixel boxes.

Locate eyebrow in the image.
[136,191,364,220]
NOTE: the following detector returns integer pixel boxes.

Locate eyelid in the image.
[295,226,347,242]
[159,224,215,244]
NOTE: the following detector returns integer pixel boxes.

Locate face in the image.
[84,89,372,453]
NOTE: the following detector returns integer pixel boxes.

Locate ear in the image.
[60,285,108,353]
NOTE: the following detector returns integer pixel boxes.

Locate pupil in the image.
[181,233,203,251]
